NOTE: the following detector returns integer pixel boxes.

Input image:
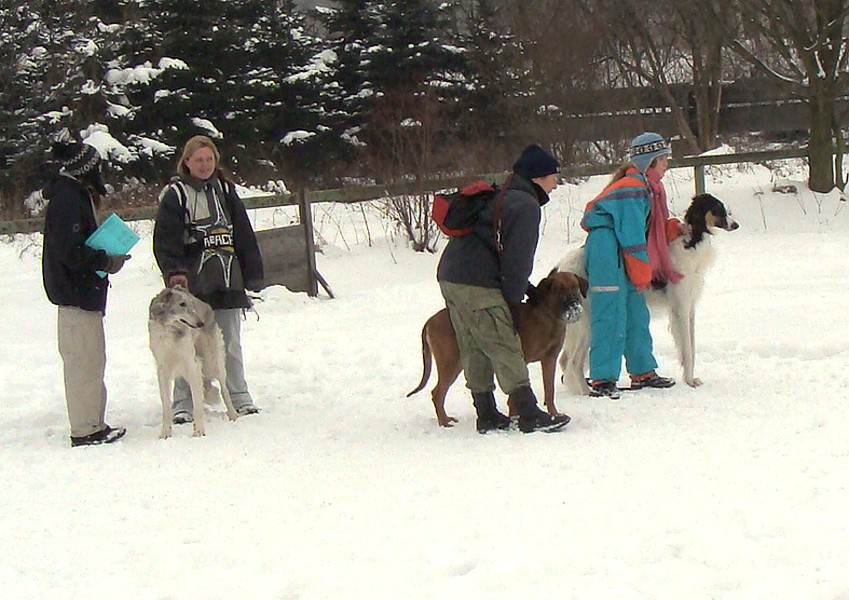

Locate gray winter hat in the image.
[629,132,669,173]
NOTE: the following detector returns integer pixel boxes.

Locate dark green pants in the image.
[439,281,529,395]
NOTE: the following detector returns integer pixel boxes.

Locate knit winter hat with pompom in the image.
[52,141,101,176]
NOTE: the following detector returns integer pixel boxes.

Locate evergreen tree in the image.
[458,0,527,168]
[0,1,128,214]
[232,0,337,187]
[314,0,380,162]
[0,4,43,210]
[322,0,473,178]
[115,0,332,185]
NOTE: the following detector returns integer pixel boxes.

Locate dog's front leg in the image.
[540,356,560,416]
[158,372,173,439]
[560,317,592,395]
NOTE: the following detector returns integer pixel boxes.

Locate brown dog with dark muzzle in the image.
[407,270,588,427]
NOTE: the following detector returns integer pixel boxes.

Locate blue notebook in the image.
[85,214,140,278]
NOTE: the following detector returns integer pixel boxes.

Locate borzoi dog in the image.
[148,286,238,438]
[558,193,739,394]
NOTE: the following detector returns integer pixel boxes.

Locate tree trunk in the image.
[692,84,721,151]
[808,84,836,193]
[832,112,846,191]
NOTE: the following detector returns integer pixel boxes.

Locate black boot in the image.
[471,392,512,434]
[509,386,571,433]
[630,372,676,390]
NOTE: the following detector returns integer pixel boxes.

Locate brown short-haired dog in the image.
[408,271,588,427]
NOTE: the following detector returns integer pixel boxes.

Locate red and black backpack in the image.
[431,177,510,248]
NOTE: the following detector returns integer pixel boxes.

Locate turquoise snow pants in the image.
[585,228,657,383]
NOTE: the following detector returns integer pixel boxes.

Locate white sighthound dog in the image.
[558,193,739,394]
[148,286,238,438]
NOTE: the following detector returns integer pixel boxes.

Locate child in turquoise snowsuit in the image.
[581,133,676,397]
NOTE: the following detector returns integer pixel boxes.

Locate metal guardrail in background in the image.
[0,147,811,236]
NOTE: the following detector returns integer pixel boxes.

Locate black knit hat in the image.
[512,144,560,179]
[52,141,101,177]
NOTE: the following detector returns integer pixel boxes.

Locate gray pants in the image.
[57,306,108,437]
[439,281,530,395]
[172,308,255,413]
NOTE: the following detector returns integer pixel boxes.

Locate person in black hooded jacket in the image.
[42,139,130,447]
[437,144,571,434]
[153,135,264,424]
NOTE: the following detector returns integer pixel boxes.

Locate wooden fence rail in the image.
[0,147,810,236]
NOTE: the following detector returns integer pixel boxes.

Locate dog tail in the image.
[406,323,433,397]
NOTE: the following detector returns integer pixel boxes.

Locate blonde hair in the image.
[607,161,633,185]
[609,155,665,185]
[177,135,221,178]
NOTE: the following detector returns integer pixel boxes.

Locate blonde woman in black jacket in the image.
[153,135,264,424]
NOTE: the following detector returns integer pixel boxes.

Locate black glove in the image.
[525,282,538,304]
[104,254,130,274]
[508,303,522,334]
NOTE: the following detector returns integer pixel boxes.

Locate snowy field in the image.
[1,158,848,599]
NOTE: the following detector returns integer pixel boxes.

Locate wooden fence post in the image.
[298,188,334,298]
[298,188,319,297]
[694,164,706,195]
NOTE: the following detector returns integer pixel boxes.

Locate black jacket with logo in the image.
[153,172,263,310]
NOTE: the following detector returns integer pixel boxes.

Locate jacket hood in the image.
[41,173,83,201]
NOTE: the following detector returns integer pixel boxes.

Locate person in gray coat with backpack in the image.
[153,135,264,424]
[437,144,571,433]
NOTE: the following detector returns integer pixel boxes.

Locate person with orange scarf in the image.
[581,132,680,399]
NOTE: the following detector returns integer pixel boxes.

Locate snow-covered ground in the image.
[1,159,848,599]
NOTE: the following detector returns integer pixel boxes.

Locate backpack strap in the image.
[173,180,188,213]
[169,180,191,225]
[492,174,512,254]
[158,179,188,211]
